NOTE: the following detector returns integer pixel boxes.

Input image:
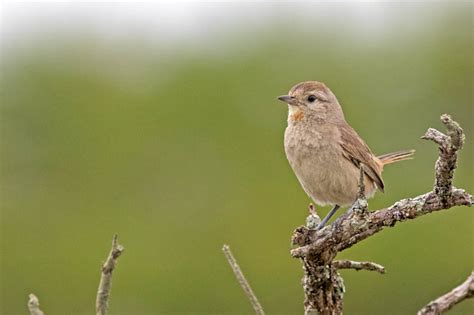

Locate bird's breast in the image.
[284,124,372,206]
[284,124,336,186]
[284,124,326,151]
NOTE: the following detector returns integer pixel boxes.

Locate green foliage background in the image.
[1,3,473,314]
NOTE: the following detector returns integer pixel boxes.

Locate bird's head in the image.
[277,81,344,123]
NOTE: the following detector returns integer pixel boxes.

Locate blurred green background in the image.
[1,2,473,314]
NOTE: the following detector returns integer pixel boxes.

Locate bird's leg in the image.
[317,205,341,230]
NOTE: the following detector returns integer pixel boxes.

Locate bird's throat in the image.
[289,107,305,122]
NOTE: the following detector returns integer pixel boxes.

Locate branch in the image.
[422,114,465,202]
[28,294,44,315]
[290,114,472,314]
[96,235,124,315]
[418,272,474,315]
[291,188,471,259]
[333,260,385,274]
[291,114,472,259]
[222,245,265,315]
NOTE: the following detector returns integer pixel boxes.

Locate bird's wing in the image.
[338,123,385,192]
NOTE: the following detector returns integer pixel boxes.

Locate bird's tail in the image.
[378,149,415,165]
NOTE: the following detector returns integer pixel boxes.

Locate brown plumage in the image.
[278,81,414,228]
[338,123,415,192]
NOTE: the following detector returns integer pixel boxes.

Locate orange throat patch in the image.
[290,109,304,122]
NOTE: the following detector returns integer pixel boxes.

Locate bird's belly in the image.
[285,135,376,206]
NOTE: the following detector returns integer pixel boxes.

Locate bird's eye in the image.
[307,95,317,102]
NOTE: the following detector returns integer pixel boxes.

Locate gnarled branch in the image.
[291,188,471,259]
[422,114,465,202]
[291,114,472,314]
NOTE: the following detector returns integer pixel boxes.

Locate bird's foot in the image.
[317,205,341,230]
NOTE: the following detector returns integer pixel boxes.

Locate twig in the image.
[27,294,44,315]
[351,165,369,215]
[222,244,265,315]
[290,114,472,314]
[418,272,474,315]
[357,165,366,200]
[333,260,385,274]
[96,235,125,315]
[422,114,465,202]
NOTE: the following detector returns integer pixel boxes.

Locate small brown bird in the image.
[278,81,414,229]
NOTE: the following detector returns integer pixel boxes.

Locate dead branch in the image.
[27,294,44,315]
[290,114,472,314]
[422,114,465,203]
[222,245,265,315]
[333,260,385,274]
[96,235,124,315]
[418,272,474,315]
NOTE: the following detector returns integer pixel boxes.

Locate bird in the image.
[277,81,414,229]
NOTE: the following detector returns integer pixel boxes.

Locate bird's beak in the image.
[277,95,297,105]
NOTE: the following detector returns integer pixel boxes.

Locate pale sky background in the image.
[1,2,454,55]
